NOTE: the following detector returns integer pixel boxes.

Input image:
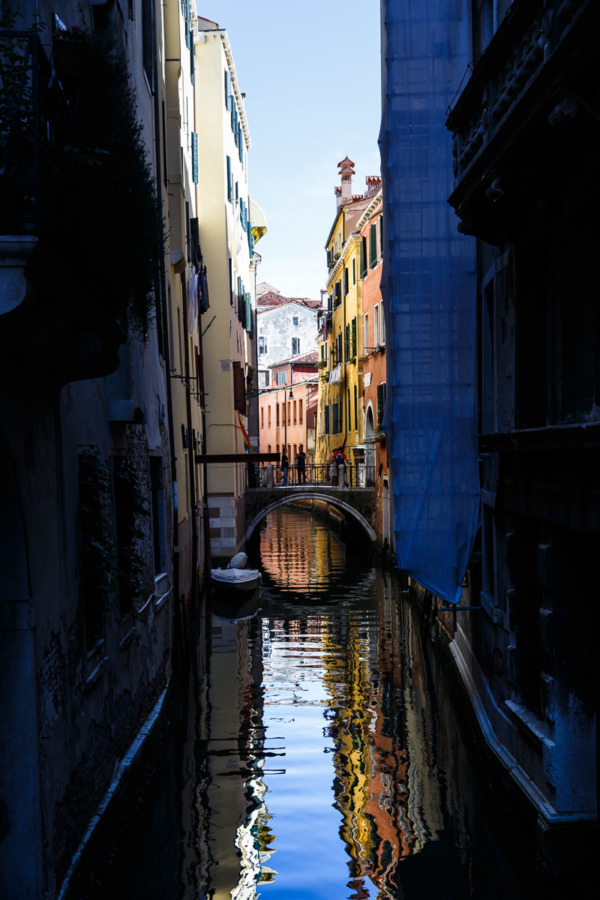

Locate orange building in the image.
[358,190,390,547]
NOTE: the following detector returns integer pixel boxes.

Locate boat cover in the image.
[380,0,480,604]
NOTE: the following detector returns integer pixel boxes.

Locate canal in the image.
[72,504,555,899]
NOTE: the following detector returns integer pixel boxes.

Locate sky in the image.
[199,1,382,301]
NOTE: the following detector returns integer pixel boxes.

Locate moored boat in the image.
[210,566,262,593]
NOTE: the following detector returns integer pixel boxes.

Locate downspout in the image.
[151,37,180,655]
[181,271,199,608]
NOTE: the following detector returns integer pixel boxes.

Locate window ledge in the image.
[505,699,546,747]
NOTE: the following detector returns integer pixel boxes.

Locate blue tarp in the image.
[380,0,480,604]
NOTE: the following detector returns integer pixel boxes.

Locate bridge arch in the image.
[245,491,377,542]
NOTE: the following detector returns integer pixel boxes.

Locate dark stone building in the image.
[446,0,599,870]
[381,0,599,879]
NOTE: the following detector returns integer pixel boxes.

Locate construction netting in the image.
[380,0,480,604]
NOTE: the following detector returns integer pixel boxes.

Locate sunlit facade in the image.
[316,159,379,474]
[194,18,261,557]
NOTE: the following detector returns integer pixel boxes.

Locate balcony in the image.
[446,0,600,244]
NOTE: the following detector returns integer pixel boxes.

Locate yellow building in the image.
[317,159,379,478]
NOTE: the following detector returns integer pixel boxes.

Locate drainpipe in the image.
[181,271,199,609]
[151,42,180,660]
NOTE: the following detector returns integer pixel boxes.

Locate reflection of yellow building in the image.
[317,160,381,471]
[322,618,374,869]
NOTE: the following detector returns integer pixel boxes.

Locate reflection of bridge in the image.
[245,486,377,542]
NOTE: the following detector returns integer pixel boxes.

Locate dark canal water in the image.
[74,505,550,899]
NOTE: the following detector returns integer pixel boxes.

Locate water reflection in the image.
[74,506,541,899]
[198,508,533,900]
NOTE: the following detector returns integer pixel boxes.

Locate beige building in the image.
[163,2,207,600]
[194,18,264,559]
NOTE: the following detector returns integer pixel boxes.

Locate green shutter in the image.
[227,156,232,201]
[191,133,198,183]
[369,223,377,267]
[245,292,252,335]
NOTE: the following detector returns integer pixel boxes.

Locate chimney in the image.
[365,175,382,197]
[336,157,355,207]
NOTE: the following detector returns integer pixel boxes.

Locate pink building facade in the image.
[259,354,319,482]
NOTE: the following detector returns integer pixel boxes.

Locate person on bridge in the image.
[281,449,289,486]
[296,446,306,484]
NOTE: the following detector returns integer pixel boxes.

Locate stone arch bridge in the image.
[245,485,377,542]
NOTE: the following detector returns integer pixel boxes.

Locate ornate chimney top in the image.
[336,156,355,207]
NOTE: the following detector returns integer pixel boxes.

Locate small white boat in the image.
[210,567,262,593]
[210,552,262,594]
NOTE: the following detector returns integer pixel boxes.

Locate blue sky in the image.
[200,1,382,301]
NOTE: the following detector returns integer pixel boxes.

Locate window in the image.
[360,236,367,277]
[293,316,299,326]
[191,133,198,183]
[292,337,300,355]
[150,458,167,577]
[233,361,245,413]
[380,301,385,344]
[142,0,155,90]
[364,313,369,353]
[260,407,264,428]
[226,156,232,202]
[369,223,378,268]
[377,382,386,426]
[343,267,349,296]
[259,336,267,354]
[293,401,297,425]
[268,406,271,427]
[277,372,286,385]
[344,324,350,362]
[299,399,303,424]
[334,281,342,309]
[352,258,356,284]
[374,305,379,348]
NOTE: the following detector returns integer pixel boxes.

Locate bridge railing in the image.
[246,462,376,489]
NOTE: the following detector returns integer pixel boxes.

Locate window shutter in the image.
[191,133,198,183]
[245,292,252,336]
[369,223,377,267]
[227,156,232,202]
[360,237,367,276]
